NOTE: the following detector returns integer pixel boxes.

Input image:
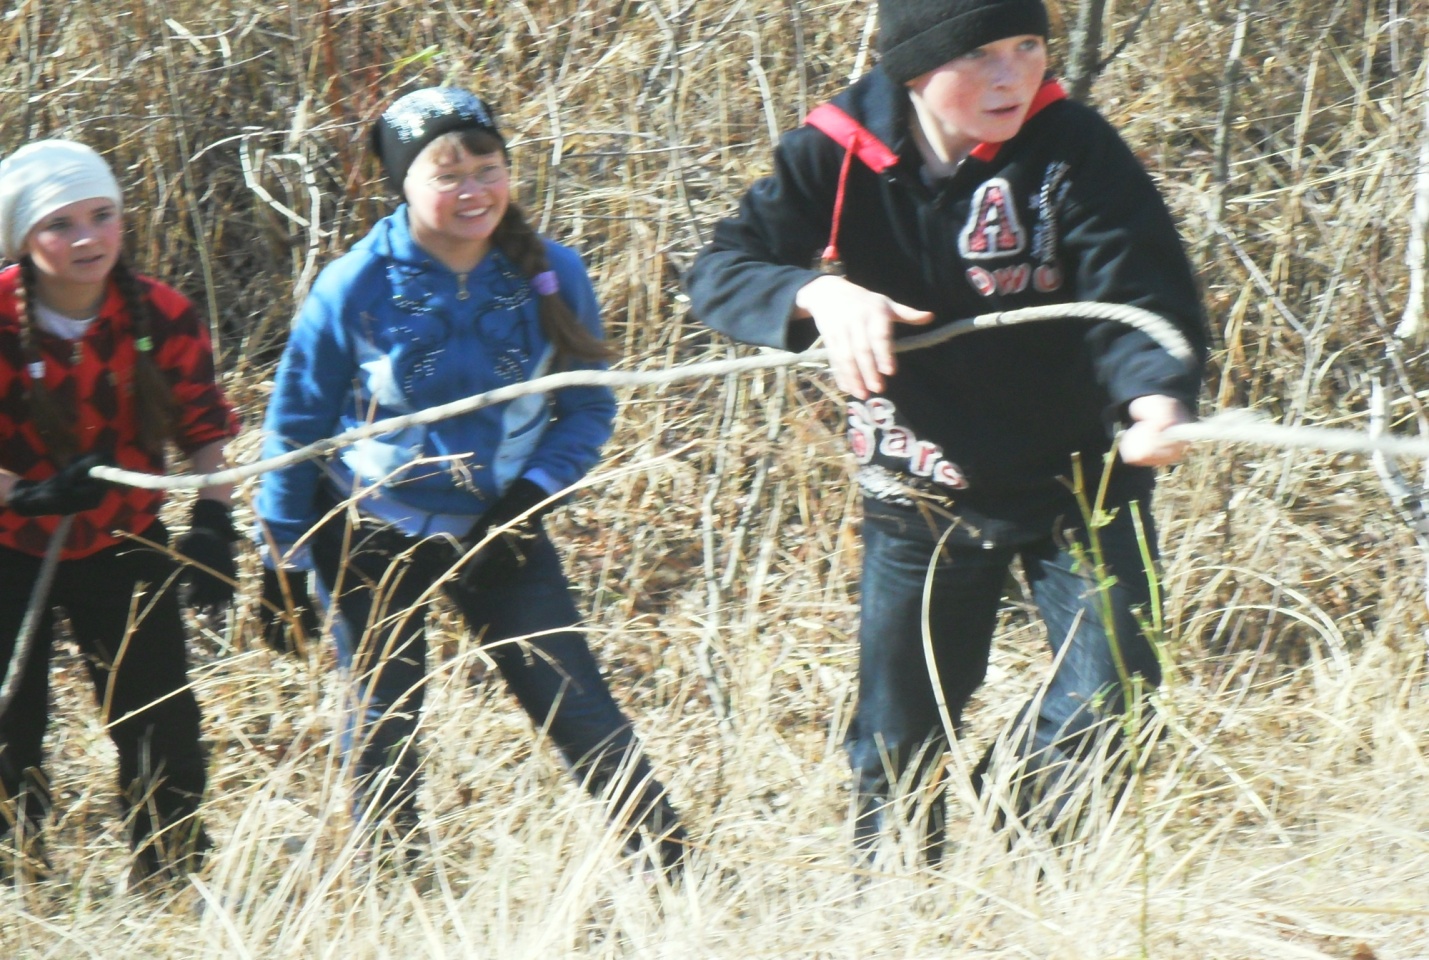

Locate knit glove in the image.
[457,478,552,593]
[259,566,320,655]
[6,452,110,517]
[175,499,239,615]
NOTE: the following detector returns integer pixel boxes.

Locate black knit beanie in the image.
[878,0,1049,84]
[369,86,505,190]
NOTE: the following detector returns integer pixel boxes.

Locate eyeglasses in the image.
[425,166,509,193]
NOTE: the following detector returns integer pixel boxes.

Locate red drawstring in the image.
[802,102,898,273]
[822,140,857,270]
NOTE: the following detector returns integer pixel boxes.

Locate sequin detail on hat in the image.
[383,88,497,144]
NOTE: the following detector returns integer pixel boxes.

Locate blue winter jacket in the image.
[254,206,615,558]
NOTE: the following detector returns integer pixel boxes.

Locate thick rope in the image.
[92,301,1198,491]
[1164,409,1429,459]
[89,300,1429,492]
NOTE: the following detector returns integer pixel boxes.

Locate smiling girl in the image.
[0,140,239,887]
[253,87,686,875]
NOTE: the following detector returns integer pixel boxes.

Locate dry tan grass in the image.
[3,1,1428,957]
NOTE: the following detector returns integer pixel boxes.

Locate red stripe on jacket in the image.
[804,78,1069,263]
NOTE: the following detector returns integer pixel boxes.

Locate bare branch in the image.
[1065,0,1107,101]
[1395,90,1429,340]
[1212,1,1251,225]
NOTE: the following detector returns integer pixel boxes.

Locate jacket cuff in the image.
[521,468,562,496]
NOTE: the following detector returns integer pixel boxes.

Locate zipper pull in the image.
[456,272,470,300]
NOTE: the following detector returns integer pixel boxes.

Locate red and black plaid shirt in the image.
[0,265,239,559]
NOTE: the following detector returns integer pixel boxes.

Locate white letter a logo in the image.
[959,178,1026,260]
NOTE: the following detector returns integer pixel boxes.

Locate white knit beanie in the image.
[0,140,122,261]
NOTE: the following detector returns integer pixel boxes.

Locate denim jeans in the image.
[846,495,1162,853]
[309,508,683,863]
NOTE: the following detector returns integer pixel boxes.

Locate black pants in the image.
[310,508,685,867]
[0,522,208,863]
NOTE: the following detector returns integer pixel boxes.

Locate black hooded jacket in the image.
[685,67,1208,545]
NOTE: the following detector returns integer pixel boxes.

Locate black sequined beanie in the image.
[369,86,505,190]
[878,0,1049,84]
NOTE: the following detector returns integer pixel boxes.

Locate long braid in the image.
[15,257,80,465]
[111,258,179,455]
[491,202,612,369]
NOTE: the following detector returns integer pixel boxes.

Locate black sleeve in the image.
[1056,112,1209,416]
[684,125,844,351]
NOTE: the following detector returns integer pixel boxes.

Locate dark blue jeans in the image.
[847,496,1162,852]
[309,509,682,862]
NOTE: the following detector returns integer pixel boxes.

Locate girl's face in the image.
[23,196,123,300]
[907,35,1047,162]
[403,140,510,271]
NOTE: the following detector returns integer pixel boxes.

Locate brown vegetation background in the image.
[2,1,1427,957]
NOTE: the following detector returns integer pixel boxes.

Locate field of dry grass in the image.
[2,1,1428,957]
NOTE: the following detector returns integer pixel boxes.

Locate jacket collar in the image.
[830,67,917,163]
[363,204,429,268]
[365,205,513,281]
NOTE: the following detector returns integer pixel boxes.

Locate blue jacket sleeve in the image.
[253,264,360,556]
[519,243,616,494]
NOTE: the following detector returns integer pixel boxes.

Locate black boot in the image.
[853,776,945,866]
[576,744,689,879]
[128,816,211,891]
[1,766,53,888]
[851,787,886,865]
[619,789,689,880]
[124,774,211,891]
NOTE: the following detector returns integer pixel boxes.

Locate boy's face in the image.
[403,140,510,268]
[907,34,1047,158]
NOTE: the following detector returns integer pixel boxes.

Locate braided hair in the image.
[14,254,178,463]
[15,256,78,465]
[438,130,612,369]
[110,258,180,454]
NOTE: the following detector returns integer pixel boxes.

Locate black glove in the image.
[457,478,552,593]
[175,499,239,615]
[6,452,111,517]
[259,565,320,655]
